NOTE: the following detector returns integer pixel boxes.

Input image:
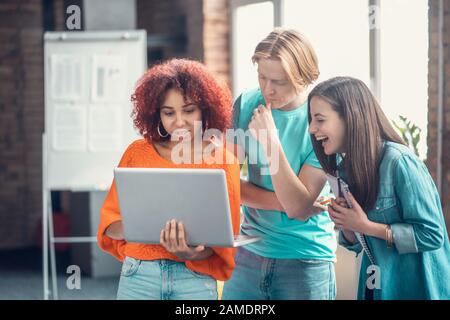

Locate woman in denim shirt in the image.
[308,76,450,300]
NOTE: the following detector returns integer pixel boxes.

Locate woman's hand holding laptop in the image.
[160,219,214,261]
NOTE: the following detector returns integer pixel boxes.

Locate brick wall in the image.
[53,0,66,31]
[0,0,44,249]
[137,0,204,62]
[136,0,231,86]
[203,0,231,88]
[427,0,450,234]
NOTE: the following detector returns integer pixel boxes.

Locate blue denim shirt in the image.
[339,141,450,299]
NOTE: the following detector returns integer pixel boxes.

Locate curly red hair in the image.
[131,58,233,143]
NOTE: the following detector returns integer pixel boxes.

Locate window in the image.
[379,0,429,158]
[283,0,371,84]
[231,0,428,157]
[231,0,274,97]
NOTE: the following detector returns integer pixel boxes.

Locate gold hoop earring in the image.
[157,121,169,138]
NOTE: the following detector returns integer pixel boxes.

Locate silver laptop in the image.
[114,167,260,247]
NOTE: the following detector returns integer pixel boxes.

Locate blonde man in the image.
[222,28,337,300]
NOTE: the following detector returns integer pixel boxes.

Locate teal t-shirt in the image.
[232,88,337,260]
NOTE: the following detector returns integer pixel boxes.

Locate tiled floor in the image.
[0,248,118,300]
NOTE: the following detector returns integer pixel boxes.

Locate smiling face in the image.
[257,58,304,111]
[160,89,202,142]
[309,96,346,155]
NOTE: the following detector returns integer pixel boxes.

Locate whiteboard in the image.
[44,31,147,190]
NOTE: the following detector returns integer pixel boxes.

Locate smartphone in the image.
[325,173,352,208]
[338,178,353,209]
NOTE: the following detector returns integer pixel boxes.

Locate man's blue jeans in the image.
[222,247,336,300]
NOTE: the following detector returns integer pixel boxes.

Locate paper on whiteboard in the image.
[91,55,127,103]
[52,105,87,151]
[50,54,83,101]
[88,105,122,151]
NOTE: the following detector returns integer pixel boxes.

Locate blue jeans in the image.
[117,257,218,300]
[222,247,336,300]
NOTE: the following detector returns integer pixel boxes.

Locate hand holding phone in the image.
[325,173,377,265]
[332,197,348,208]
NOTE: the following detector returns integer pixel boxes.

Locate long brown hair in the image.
[308,77,405,211]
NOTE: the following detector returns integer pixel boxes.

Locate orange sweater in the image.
[97,139,241,281]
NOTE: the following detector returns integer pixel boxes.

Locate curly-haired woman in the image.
[97,59,241,300]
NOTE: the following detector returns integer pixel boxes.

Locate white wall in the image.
[335,244,360,300]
